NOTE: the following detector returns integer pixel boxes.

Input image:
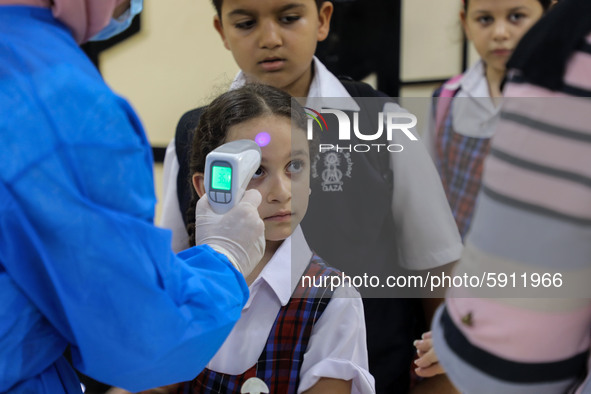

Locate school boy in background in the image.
[159,1,463,392]
[424,0,551,240]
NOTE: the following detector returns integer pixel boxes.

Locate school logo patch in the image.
[311,151,353,192]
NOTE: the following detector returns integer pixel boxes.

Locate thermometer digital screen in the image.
[204,140,260,213]
[211,164,232,191]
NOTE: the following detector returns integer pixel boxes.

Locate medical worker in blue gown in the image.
[0,0,266,392]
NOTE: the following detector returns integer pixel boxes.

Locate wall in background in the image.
[100,0,239,147]
[99,0,476,146]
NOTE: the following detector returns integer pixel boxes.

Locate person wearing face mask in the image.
[0,1,265,393]
[89,0,142,41]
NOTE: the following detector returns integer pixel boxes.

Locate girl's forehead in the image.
[227,115,290,136]
[225,115,309,154]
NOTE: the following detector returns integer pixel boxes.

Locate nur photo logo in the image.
[303,107,418,153]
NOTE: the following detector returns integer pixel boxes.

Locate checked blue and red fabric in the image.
[179,255,339,394]
[434,97,491,240]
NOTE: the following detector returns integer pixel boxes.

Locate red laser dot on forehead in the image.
[255,132,271,147]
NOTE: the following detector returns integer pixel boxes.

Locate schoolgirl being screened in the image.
[184,84,373,394]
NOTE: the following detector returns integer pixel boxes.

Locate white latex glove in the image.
[195,189,265,277]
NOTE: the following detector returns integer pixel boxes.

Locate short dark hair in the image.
[464,0,552,11]
[211,0,326,16]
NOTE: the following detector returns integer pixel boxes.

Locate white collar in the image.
[452,60,501,138]
[306,57,360,111]
[246,226,313,308]
[229,57,360,112]
[229,70,247,91]
[459,60,491,98]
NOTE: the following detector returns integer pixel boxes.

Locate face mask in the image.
[89,0,144,41]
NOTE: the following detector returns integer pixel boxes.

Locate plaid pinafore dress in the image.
[179,255,339,394]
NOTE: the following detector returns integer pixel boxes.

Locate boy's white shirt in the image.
[160,57,462,269]
[205,225,375,394]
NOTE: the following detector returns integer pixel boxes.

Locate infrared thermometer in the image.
[204,139,262,214]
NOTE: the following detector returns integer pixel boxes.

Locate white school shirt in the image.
[204,226,375,394]
[160,57,462,270]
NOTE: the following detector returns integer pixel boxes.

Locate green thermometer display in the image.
[211,165,232,191]
[204,139,261,214]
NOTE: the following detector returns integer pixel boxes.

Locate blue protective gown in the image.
[0,6,248,393]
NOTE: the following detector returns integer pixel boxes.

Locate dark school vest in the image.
[300,79,397,284]
[300,83,419,393]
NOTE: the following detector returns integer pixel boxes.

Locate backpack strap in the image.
[338,76,390,99]
[337,77,393,185]
[175,107,205,227]
[433,74,462,133]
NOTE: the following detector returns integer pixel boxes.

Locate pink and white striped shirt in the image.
[433,31,591,394]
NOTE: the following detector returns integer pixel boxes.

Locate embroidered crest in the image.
[311,151,353,192]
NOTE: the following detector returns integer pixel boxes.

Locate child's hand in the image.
[413,331,445,378]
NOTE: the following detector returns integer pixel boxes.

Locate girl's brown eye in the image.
[252,167,264,179]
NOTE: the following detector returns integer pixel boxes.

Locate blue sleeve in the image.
[0,87,248,391]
